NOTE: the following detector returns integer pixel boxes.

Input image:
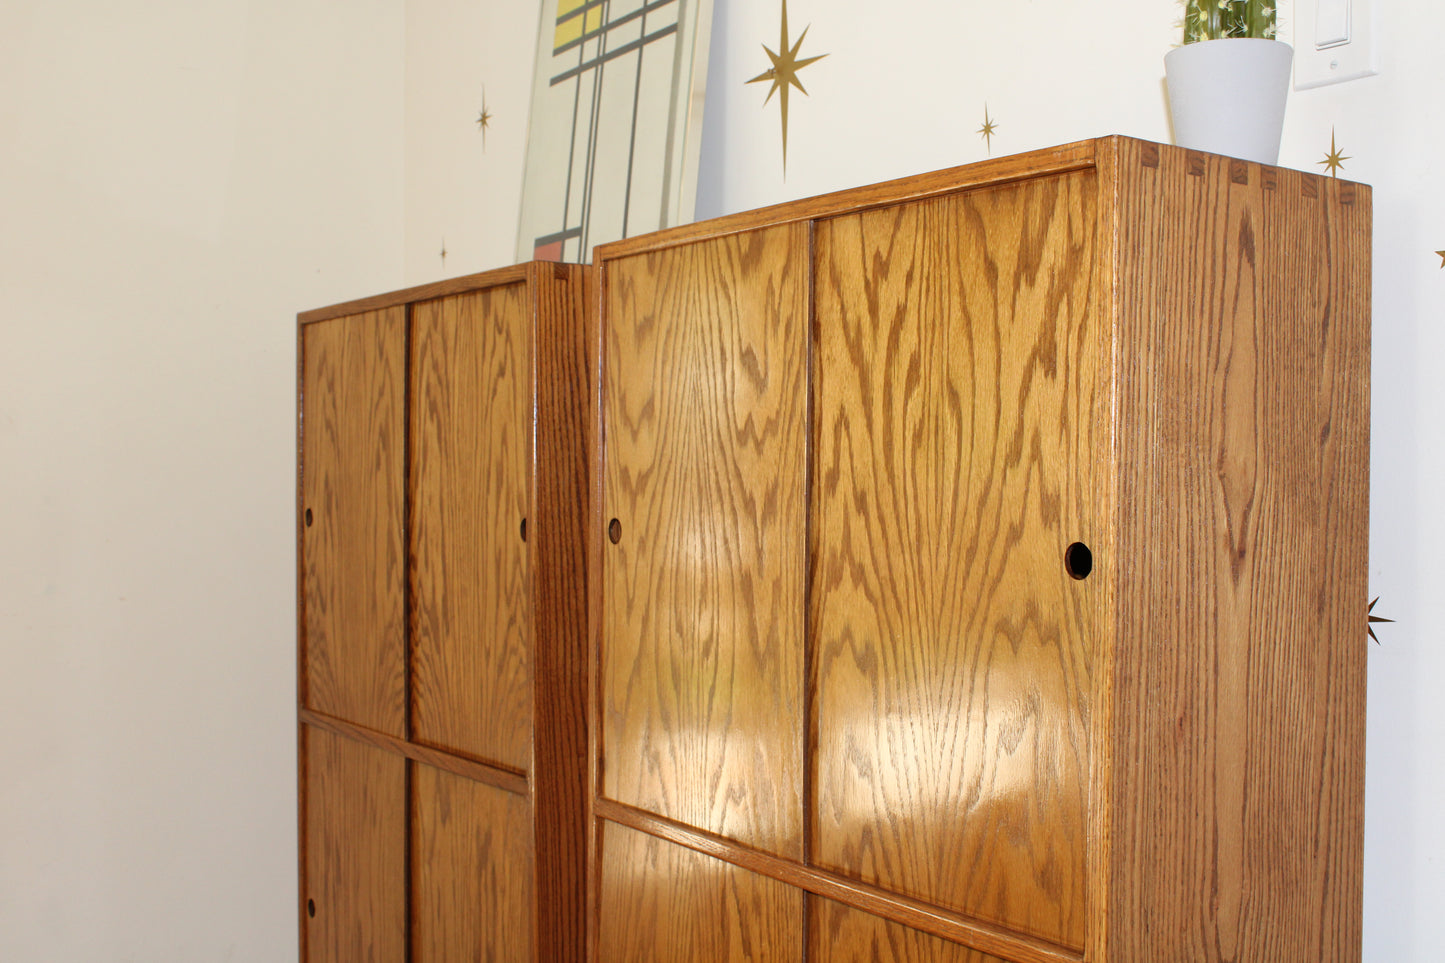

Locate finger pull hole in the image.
[304,508,313,527]
[520,518,527,542]
[608,518,622,544]
[307,899,316,918]
[1065,542,1093,580]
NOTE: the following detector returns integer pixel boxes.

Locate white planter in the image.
[1165,38,1293,165]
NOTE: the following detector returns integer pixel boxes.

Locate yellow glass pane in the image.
[554,12,582,50]
[554,2,605,52]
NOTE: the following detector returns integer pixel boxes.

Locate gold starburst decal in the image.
[476,87,492,150]
[1368,596,1393,644]
[747,0,826,174]
[1436,250,1445,268]
[1318,127,1350,178]
[978,106,998,155]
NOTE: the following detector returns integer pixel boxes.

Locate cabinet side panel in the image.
[597,821,804,963]
[1108,143,1369,962]
[531,263,593,963]
[301,310,408,736]
[600,226,809,857]
[811,173,1102,951]
[809,897,1018,963]
[411,762,535,963]
[410,286,533,769]
[302,725,407,963]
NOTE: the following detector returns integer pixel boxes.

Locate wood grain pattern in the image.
[596,799,1082,963]
[300,707,529,796]
[597,820,804,963]
[811,174,1104,950]
[588,261,609,963]
[412,761,535,963]
[600,226,809,856]
[302,724,406,963]
[529,261,593,963]
[1081,141,1124,963]
[1103,139,1370,962]
[302,308,407,737]
[410,286,533,768]
[810,897,1017,963]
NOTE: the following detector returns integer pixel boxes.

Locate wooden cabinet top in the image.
[594,136,1368,264]
[298,260,586,326]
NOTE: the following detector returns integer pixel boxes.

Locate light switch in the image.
[1316,0,1350,48]
[1294,0,1379,89]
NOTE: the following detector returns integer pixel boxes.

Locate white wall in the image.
[404,0,539,283]
[0,1,405,960]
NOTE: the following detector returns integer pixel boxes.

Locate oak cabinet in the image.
[591,137,1370,962]
[297,263,591,962]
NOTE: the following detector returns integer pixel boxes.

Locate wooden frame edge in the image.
[299,709,530,796]
[295,321,309,963]
[594,140,1100,262]
[586,259,608,963]
[1085,133,1126,963]
[593,799,1085,963]
[526,260,593,963]
[298,264,532,326]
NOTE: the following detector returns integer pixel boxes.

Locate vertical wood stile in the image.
[1084,135,1126,963]
[802,216,818,963]
[402,306,414,963]
[588,260,608,963]
[296,323,309,963]
[531,262,592,963]
[403,304,413,747]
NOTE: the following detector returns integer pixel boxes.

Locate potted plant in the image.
[1164,0,1292,165]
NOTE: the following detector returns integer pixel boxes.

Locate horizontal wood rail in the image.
[299,708,529,796]
[594,797,1086,963]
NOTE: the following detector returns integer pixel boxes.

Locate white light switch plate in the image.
[1293,0,1380,89]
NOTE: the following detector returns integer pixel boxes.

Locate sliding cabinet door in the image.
[300,308,406,737]
[599,225,810,858]
[410,287,533,769]
[810,173,1106,951]
[302,726,406,962]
